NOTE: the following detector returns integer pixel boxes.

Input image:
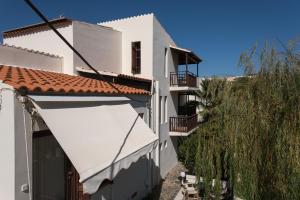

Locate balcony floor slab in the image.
[169,126,199,137]
[169,86,199,92]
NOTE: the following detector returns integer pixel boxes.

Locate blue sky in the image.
[1,0,299,76]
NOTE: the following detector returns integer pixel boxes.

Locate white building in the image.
[98,14,202,177]
[1,13,201,200]
[0,64,159,200]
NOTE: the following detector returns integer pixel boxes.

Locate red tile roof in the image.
[0,65,149,95]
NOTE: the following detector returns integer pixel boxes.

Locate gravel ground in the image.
[158,162,187,200]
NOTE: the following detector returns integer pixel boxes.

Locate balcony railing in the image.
[170,71,197,87]
[169,114,198,133]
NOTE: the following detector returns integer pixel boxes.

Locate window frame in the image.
[131,41,141,74]
[164,96,168,123]
[164,47,168,78]
[160,96,163,124]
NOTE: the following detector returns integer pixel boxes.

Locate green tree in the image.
[180,40,300,199]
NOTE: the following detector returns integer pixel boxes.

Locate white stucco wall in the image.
[153,16,179,177]
[3,24,74,75]
[0,45,62,72]
[3,21,123,76]
[100,14,182,178]
[73,21,122,74]
[0,84,15,200]
[99,14,154,79]
[0,84,33,200]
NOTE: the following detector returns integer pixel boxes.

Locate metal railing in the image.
[170,71,197,87]
[169,114,198,133]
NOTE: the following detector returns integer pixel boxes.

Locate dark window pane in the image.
[132,41,141,74]
[33,133,66,200]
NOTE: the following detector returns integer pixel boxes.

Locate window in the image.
[132,41,141,74]
[160,96,166,124]
[164,96,168,123]
[33,131,66,200]
[160,96,163,124]
[160,96,167,124]
[164,48,168,77]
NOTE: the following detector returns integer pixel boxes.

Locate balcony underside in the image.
[170,86,199,92]
[169,126,199,136]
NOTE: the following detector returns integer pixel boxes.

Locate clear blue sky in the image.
[1,0,299,76]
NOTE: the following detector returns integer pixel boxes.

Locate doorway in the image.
[32,130,89,200]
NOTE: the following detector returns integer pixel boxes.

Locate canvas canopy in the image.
[170,45,201,65]
[32,101,158,194]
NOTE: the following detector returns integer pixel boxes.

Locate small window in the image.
[164,48,168,78]
[164,96,168,123]
[160,96,164,124]
[132,41,141,74]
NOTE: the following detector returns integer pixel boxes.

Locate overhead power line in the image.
[23,0,150,105]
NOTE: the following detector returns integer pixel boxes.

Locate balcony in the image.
[170,71,199,91]
[169,114,199,136]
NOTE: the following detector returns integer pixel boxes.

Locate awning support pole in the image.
[185,53,188,86]
[185,53,188,72]
[197,62,199,77]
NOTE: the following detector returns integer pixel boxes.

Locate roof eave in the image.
[3,18,73,38]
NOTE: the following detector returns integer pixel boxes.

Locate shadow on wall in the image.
[91,157,162,200]
[142,180,163,200]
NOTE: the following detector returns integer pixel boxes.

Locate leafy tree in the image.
[178,78,226,173]
[179,40,300,199]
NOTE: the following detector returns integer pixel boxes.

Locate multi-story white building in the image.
[98,14,202,177]
[1,13,201,200]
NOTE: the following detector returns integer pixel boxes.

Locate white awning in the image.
[32,101,158,194]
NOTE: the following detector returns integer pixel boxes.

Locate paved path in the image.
[174,188,184,200]
[158,162,186,200]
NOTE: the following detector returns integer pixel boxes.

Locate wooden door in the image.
[66,160,90,200]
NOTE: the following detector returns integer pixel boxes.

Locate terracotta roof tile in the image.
[0,65,149,95]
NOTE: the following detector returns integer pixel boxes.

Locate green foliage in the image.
[224,41,300,199]
[178,133,199,172]
[190,78,226,121]
[179,40,300,199]
[178,78,226,173]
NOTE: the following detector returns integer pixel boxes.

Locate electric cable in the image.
[23,0,151,105]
